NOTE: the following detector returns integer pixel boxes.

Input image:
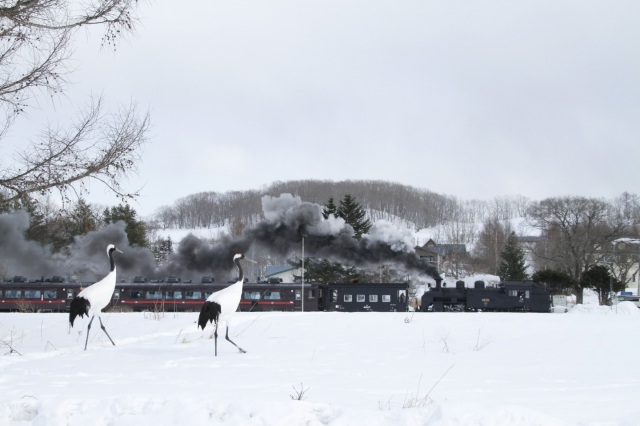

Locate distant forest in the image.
[151,179,531,232]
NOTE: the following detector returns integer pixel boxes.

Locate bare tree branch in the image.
[0,0,148,205]
[1,96,150,204]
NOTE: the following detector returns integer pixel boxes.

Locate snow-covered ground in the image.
[1,298,639,425]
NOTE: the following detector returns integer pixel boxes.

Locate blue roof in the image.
[265,265,295,277]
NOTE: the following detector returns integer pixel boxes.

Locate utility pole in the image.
[301,237,305,312]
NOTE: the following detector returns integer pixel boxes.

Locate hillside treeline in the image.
[152,179,530,230]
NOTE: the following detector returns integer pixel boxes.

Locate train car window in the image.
[25,290,41,299]
[130,291,143,299]
[113,290,120,299]
[344,294,352,302]
[369,295,378,302]
[146,291,162,300]
[525,290,530,299]
[165,291,183,300]
[244,291,261,300]
[382,295,391,302]
[43,290,57,299]
[185,291,202,300]
[357,294,365,302]
[307,289,315,299]
[67,289,74,299]
[264,291,281,300]
[331,290,338,302]
[5,290,21,298]
[508,290,518,297]
[295,290,301,300]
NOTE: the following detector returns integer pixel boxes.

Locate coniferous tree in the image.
[531,269,575,294]
[68,198,99,236]
[580,265,624,305]
[322,197,338,219]
[21,197,71,252]
[335,194,372,239]
[496,232,528,281]
[103,204,148,247]
[294,258,360,283]
[152,237,174,265]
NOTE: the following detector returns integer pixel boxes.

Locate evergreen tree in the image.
[335,194,372,239]
[322,197,338,219]
[152,237,174,265]
[22,197,72,252]
[296,258,360,283]
[580,265,624,305]
[23,198,48,244]
[531,269,575,294]
[103,204,148,247]
[496,232,528,281]
[68,198,99,236]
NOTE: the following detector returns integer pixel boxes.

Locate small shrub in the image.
[290,383,309,401]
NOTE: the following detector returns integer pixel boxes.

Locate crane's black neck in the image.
[235,258,244,283]
[109,247,117,272]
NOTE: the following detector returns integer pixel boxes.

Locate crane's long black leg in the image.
[98,317,116,346]
[84,316,95,351]
[214,320,219,357]
[225,325,246,353]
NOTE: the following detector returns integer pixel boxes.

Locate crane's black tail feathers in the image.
[198,301,221,330]
[69,297,91,327]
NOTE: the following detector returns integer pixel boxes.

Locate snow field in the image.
[0,303,639,425]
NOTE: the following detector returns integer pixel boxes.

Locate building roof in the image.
[416,241,466,255]
[265,265,296,277]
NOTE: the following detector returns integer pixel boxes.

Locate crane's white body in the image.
[69,244,122,350]
[198,253,254,355]
[77,266,117,317]
[206,280,242,317]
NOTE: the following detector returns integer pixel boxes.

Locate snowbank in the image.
[570,301,640,315]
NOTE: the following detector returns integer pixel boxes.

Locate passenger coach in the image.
[324,282,409,312]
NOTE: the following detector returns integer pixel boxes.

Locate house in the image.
[414,239,467,274]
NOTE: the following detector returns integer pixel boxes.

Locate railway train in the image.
[421,278,551,312]
[0,276,410,313]
[0,275,552,313]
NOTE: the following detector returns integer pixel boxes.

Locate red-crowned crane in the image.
[69,244,123,350]
[198,253,256,356]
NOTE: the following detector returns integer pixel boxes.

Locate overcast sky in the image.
[7,0,640,216]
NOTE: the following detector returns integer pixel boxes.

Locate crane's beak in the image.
[244,257,257,263]
[116,248,124,254]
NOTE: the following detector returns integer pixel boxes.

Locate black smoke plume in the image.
[0,194,440,283]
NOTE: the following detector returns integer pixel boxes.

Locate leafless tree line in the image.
[151,180,532,231]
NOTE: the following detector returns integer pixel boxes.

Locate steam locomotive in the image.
[421,278,551,312]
